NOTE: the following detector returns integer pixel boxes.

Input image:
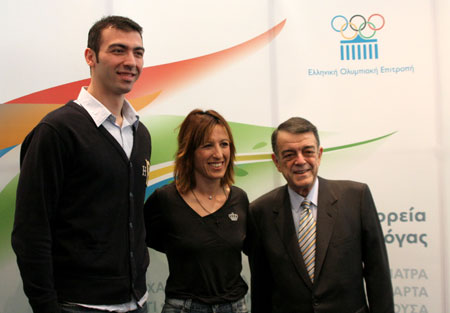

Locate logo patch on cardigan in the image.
[143,159,150,184]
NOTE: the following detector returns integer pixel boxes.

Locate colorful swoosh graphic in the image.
[0,19,286,260]
[0,19,286,153]
[0,18,398,262]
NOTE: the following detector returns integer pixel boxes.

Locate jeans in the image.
[60,302,148,313]
[162,298,248,313]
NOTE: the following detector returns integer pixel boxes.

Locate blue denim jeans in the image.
[60,302,148,313]
[161,298,248,313]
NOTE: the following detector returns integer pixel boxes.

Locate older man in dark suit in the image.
[248,117,394,313]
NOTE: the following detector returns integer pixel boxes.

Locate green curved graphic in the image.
[0,176,18,265]
[324,131,397,152]
[0,115,396,262]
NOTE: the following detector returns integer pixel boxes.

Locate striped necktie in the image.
[298,200,316,282]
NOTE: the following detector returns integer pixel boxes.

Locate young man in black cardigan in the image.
[12,15,152,313]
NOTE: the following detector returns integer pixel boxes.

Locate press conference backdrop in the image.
[1,1,449,312]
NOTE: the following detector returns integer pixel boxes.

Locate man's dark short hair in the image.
[88,15,143,62]
[271,117,320,156]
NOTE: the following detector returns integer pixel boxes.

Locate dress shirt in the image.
[75,87,139,159]
[289,178,319,233]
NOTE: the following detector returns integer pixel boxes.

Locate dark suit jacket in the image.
[248,177,394,313]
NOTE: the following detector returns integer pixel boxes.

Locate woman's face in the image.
[194,124,231,183]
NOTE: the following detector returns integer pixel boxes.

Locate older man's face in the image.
[272,131,323,197]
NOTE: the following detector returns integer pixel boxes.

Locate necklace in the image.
[206,185,230,200]
[192,189,213,214]
[191,187,228,215]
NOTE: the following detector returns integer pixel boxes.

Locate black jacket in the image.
[248,178,394,313]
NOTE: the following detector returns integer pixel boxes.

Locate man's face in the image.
[86,27,144,96]
[272,131,323,197]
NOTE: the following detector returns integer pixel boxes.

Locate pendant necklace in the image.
[192,189,212,215]
[192,187,228,215]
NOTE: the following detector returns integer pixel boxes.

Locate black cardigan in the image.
[12,101,152,313]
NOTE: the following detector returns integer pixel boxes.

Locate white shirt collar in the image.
[75,87,139,128]
[288,177,319,212]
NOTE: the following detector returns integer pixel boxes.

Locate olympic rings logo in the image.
[331,14,385,40]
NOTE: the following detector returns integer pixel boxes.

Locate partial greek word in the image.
[307,69,338,77]
[394,303,428,313]
[340,67,378,76]
[380,65,415,74]
[147,281,165,293]
[384,229,427,248]
[394,286,429,298]
[390,268,428,280]
[378,207,426,226]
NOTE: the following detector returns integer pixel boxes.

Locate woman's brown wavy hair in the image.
[174,109,236,194]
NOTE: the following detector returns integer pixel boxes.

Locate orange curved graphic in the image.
[0,19,286,151]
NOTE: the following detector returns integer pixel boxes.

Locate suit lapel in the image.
[274,186,314,290]
[314,177,338,281]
